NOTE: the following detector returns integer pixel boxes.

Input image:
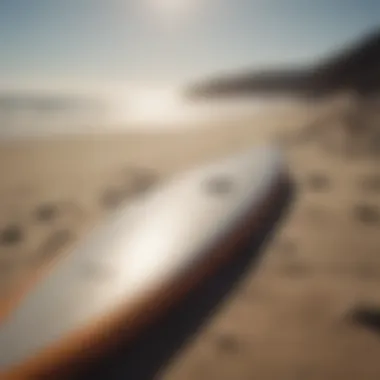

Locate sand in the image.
[1,96,380,379]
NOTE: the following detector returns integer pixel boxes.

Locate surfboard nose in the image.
[0,144,290,379]
[209,144,288,195]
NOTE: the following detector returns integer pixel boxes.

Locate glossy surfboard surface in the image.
[0,145,290,379]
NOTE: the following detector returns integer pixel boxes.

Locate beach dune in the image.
[1,97,380,379]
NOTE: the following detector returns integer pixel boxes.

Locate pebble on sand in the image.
[352,203,380,225]
[359,174,380,193]
[214,334,241,354]
[0,225,23,246]
[348,306,380,334]
[100,187,128,209]
[306,172,331,191]
[34,203,59,222]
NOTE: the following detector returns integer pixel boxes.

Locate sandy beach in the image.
[1,97,380,379]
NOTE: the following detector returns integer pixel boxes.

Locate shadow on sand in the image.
[74,181,294,380]
[349,307,380,335]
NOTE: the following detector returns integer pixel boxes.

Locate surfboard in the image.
[0,145,290,379]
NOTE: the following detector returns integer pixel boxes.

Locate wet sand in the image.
[1,96,380,379]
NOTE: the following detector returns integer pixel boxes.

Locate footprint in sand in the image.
[358,174,380,193]
[276,237,298,257]
[280,261,312,278]
[0,224,24,246]
[33,201,86,228]
[34,203,59,223]
[100,187,131,210]
[213,334,241,354]
[352,203,380,225]
[120,166,158,194]
[288,201,329,227]
[131,169,158,194]
[348,306,380,335]
[305,172,331,192]
[273,238,312,278]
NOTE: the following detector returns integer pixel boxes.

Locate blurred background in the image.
[1,0,379,136]
[1,1,380,379]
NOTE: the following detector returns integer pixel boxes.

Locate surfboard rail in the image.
[0,146,292,379]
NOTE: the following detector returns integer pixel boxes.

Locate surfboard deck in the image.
[0,145,291,379]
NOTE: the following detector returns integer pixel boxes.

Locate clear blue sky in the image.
[1,0,380,88]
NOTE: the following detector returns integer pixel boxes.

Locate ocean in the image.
[0,85,302,139]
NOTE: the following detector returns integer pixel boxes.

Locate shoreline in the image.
[1,100,380,379]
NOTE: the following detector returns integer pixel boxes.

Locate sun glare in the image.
[146,0,199,22]
[113,87,187,126]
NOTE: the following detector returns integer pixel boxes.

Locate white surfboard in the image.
[0,145,289,379]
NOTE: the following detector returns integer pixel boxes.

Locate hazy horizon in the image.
[1,1,379,135]
[2,1,380,90]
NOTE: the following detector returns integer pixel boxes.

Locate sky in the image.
[1,0,380,91]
